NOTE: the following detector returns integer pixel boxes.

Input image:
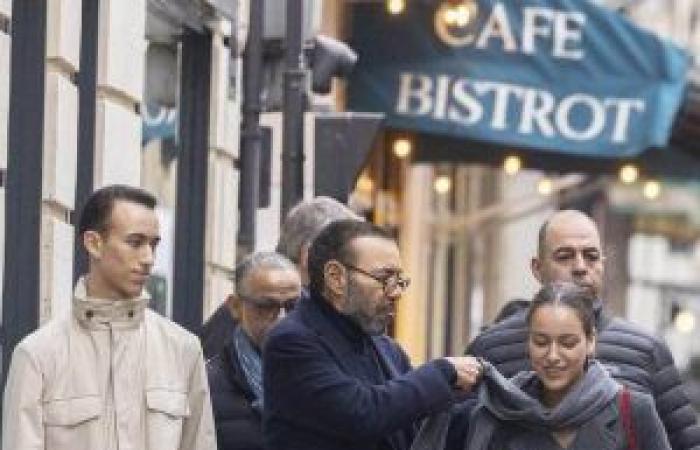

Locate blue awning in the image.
[348,1,690,160]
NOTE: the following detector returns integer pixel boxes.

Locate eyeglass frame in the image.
[340,262,411,294]
[239,296,299,316]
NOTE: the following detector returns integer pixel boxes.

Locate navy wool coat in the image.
[263,293,457,450]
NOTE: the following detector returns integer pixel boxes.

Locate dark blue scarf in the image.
[233,326,264,413]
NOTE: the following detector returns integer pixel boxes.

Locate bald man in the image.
[467,210,700,450]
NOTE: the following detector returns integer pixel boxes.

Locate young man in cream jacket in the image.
[3,185,217,450]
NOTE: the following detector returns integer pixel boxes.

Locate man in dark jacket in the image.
[264,220,484,450]
[199,196,358,359]
[207,252,301,450]
[467,210,700,450]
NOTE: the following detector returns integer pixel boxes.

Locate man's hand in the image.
[445,356,483,391]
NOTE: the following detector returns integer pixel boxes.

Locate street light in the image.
[308,35,359,95]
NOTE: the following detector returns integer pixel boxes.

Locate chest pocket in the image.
[146,389,190,449]
[43,395,102,450]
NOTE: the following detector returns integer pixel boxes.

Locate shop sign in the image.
[348,0,690,157]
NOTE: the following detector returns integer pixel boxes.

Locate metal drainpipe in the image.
[281,0,306,219]
[238,0,264,255]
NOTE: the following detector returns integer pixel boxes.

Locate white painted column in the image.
[40,0,81,320]
[397,165,434,364]
[94,0,145,187]
[203,19,240,319]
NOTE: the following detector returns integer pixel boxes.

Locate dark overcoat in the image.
[263,293,457,450]
[207,335,264,450]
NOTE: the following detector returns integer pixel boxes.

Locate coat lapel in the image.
[297,295,368,377]
[297,295,404,381]
[371,336,402,379]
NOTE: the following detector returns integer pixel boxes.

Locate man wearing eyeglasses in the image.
[263,220,484,450]
[206,252,301,450]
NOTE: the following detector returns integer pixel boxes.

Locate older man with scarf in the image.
[206,252,301,450]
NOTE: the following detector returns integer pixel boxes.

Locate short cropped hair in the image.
[78,185,157,237]
[276,197,360,263]
[234,252,297,299]
[307,220,392,297]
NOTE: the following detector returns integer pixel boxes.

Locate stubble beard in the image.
[344,280,387,336]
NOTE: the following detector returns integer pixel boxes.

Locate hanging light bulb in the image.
[503,155,521,176]
[619,164,639,184]
[393,138,412,159]
[439,1,478,27]
[643,180,661,200]
[537,177,553,196]
[387,0,406,15]
[434,175,452,194]
[675,310,696,334]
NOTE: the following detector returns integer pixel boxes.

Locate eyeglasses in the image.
[240,296,299,316]
[341,262,411,294]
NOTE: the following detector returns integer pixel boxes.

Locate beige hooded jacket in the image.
[2,278,217,450]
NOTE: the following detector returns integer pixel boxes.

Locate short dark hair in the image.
[527,281,596,338]
[78,185,157,236]
[307,220,393,297]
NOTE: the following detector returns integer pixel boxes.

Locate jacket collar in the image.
[73,276,149,331]
[297,291,400,379]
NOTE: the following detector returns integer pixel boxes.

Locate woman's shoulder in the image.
[625,388,656,412]
[624,388,660,424]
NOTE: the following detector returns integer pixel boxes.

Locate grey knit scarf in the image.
[467,360,620,450]
[410,360,619,450]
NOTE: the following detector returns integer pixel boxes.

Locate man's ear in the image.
[83,231,103,260]
[226,294,242,319]
[531,257,543,283]
[324,260,346,298]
